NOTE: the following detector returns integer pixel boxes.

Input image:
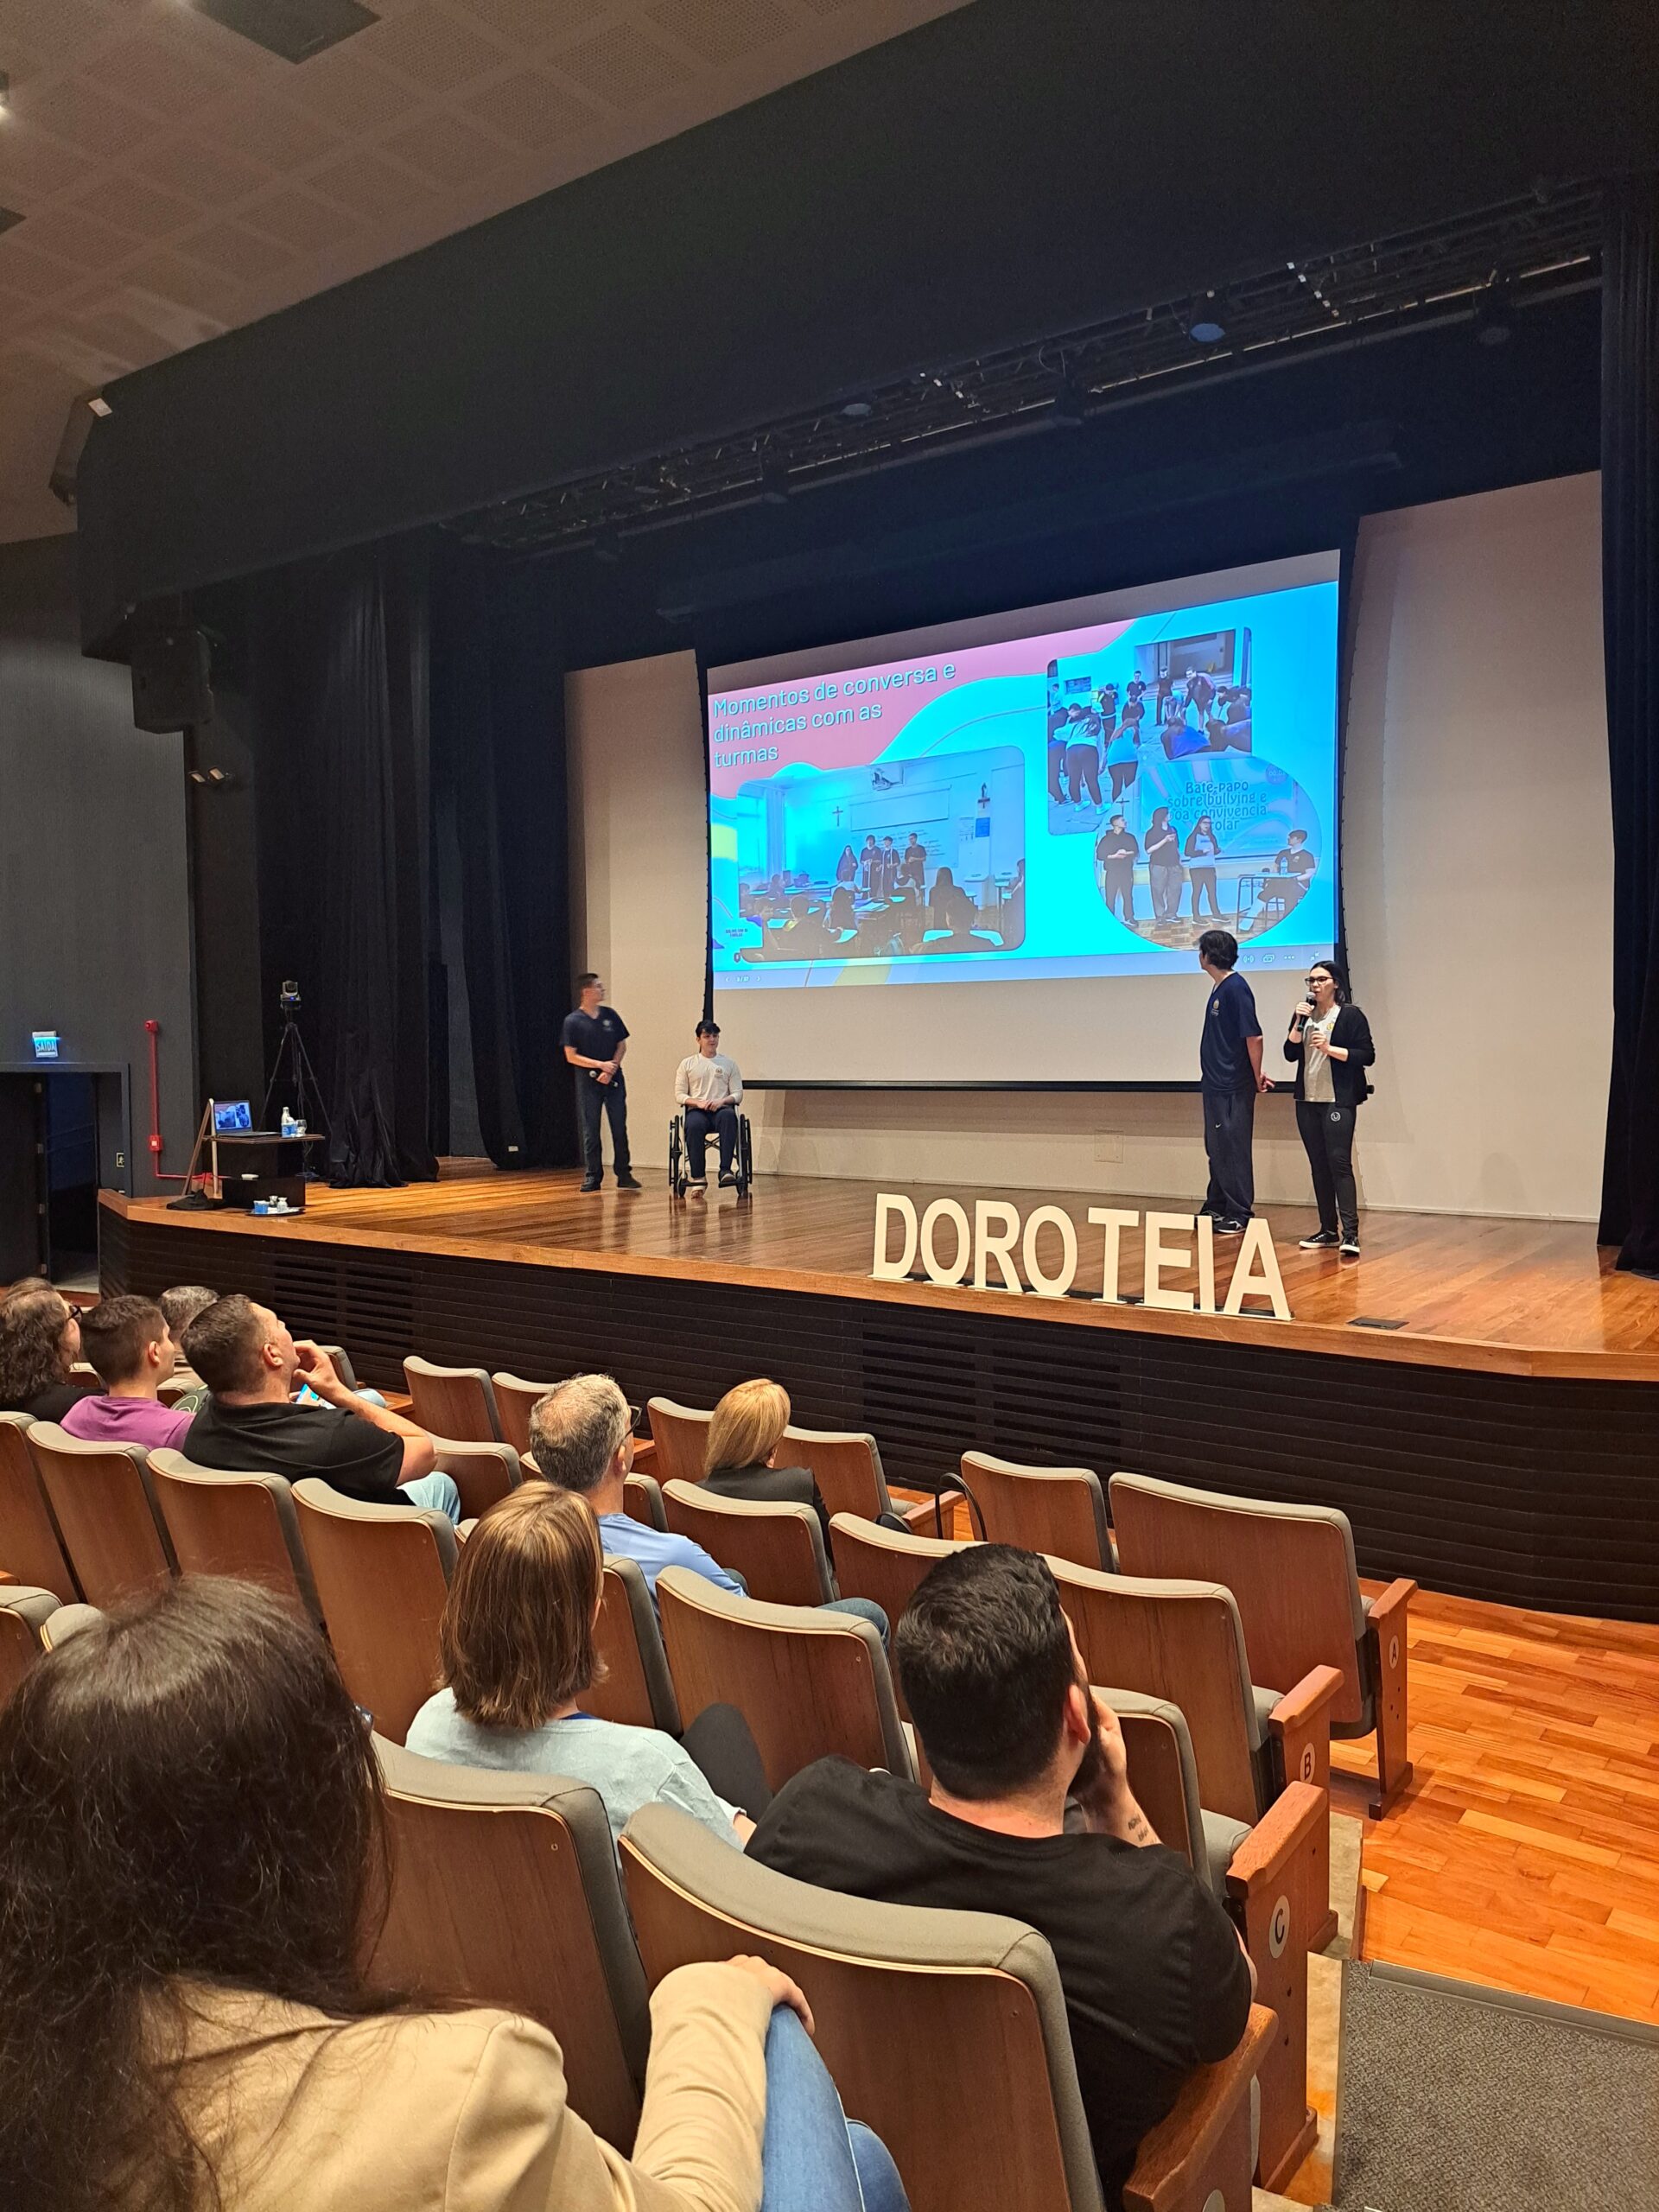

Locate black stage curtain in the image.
[1599,175,1659,1265]
[249,537,575,1182]
[251,539,438,1186]
[429,544,576,1171]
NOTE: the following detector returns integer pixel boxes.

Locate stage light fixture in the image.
[1189,317,1226,344]
[840,395,874,420]
[1473,283,1514,346]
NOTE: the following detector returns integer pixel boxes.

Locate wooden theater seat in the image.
[1052,1560,1340,2189]
[1109,1469,1416,1815]
[828,1511,968,1716]
[401,1356,501,1442]
[1106,1685,1327,2195]
[291,1479,458,1742]
[782,1422,963,1535]
[961,1450,1116,1570]
[490,1371,554,1457]
[26,1423,175,1608]
[621,1802,1275,2212]
[0,1586,63,1702]
[645,1396,713,1486]
[0,1411,79,1602]
[591,1553,682,1732]
[429,1438,521,1522]
[372,1736,648,2151]
[148,1449,321,1619]
[656,1567,911,1794]
[662,1479,835,1607]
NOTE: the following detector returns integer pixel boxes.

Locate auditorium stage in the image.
[99,1172,1659,1621]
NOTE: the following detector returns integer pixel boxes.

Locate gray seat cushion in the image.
[1200,1808,1252,1901]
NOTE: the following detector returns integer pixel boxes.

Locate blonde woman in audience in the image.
[703,1378,829,1536]
[407,1482,768,1847]
[0,1577,908,2212]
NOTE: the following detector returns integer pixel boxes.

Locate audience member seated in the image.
[158,1284,218,1412]
[0,1287,98,1421]
[408,1481,766,1849]
[704,1378,830,1541]
[59,1294,195,1451]
[179,1294,459,1523]
[0,1576,910,2212]
[746,1545,1253,2210]
[527,1375,887,1640]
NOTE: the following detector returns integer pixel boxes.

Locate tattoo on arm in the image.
[1124,1810,1153,1846]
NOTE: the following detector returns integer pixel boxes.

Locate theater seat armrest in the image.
[1122,2003,1275,2212]
[1267,1662,1343,1794]
[899,1490,963,1535]
[1367,1576,1416,1633]
[1223,1780,1325,1897]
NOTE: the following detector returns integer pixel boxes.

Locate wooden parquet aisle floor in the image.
[1336,1584,1659,2022]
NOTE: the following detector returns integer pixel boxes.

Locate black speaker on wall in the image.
[131,625,213,733]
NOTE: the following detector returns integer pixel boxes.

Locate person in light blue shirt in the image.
[526,1372,888,1641]
[405,1483,753,1851]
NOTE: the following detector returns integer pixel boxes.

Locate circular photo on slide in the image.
[1092,753,1323,950]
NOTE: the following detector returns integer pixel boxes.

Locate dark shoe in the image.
[1299,1230,1340,1249]
[1339,1236,1361,1257]
[1215,1217,1248,1236]
[580,1179,601,1192]
[718,1169,738,1187]
[616,1173,643,1192]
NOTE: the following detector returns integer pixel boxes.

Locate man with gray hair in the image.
[529,1374,887,1640]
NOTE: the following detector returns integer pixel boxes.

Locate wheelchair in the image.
[667,1103,753,1199]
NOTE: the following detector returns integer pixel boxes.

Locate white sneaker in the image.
[687,1176,706,1191]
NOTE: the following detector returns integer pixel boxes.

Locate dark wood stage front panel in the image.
[100,1174,1659,1621]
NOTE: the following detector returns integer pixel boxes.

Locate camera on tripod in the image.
[279,980,302,1014]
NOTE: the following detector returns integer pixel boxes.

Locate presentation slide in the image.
[708,552,1340,1084]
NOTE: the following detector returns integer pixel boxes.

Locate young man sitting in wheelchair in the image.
[674,1020,744,1190]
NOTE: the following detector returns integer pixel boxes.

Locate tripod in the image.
[261,1005,331,1174]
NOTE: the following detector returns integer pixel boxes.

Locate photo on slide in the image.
[718,744,1024,966]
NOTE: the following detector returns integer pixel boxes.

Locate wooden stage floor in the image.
[109,1166,1659,1383]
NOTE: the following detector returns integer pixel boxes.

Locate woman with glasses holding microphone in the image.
[1285,958,1376,1257]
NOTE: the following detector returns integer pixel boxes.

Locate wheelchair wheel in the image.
[736,1112,754,1200]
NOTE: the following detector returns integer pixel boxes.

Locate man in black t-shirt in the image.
[560,971,640,1192]
[180,1294,459,1520]
[747,1547,1251,2209]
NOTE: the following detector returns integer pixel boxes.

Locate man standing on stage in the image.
[562,973,640,1192]
[1196,929,1269,1234]
[675,1019,744,1191]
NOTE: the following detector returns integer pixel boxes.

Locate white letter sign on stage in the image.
[870,1195,1292,1320]
[871,1193,918,1280]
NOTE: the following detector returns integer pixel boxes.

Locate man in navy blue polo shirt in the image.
[1196,930,1269,1233]
[561,972,641,1192]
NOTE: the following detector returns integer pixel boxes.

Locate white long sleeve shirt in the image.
[675,1053,743,1109]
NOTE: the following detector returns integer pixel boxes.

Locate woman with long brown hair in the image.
[0,1575,909,2212]
[408,1482,761,1845]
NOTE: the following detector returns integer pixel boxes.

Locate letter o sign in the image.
[1269,1894,1291,1960]
[919,1198,971,1287]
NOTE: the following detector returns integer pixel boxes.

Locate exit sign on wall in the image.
[31,1031,60,1059]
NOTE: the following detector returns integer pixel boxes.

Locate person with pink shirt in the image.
[60,1295,194,1452]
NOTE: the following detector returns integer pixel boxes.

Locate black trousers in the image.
[680,1701,772,1815]
[1186,865,1220,918]
[684,1103,737,1179]
[1296,1099,1358,1240]
[1202,1086,1255,1223]
[1103,862,1135,921]
[575,1071,630,1180]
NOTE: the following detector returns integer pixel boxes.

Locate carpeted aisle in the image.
[1332,1961,1659,2210]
